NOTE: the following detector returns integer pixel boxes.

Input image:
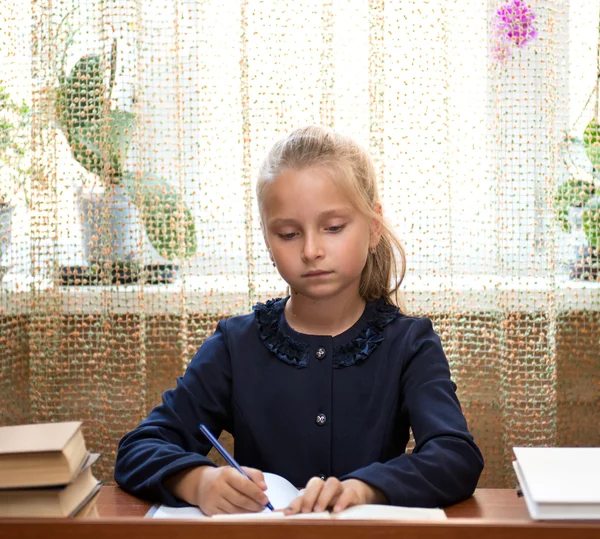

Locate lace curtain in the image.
[0,0,598,487]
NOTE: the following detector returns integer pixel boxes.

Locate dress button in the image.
[319,474,327,481]
[315,413,327,426]
[315,347,326,360]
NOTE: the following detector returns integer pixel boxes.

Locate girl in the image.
[114,126,483,516]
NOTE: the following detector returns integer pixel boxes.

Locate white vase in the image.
[78,185,142,282]
[77,186,177,284]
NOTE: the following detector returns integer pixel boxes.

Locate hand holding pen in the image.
[198,424,275,513]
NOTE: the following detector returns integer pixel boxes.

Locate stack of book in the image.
[0,421,102,517]
[513,446,600,520]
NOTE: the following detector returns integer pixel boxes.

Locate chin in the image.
[291,286,345,301]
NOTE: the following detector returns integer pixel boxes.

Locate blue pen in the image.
[198,424,274,512]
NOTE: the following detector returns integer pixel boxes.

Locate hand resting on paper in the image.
[165,465,270,516]
[284,476,387,515]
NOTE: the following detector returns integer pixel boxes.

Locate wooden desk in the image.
[1,487,599,539]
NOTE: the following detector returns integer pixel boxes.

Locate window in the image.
[1,0,598,295]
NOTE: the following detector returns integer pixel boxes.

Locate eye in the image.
[278,232,298,240]
[326,224,345,233]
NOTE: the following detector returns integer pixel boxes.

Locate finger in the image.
[222,483,266,513]
[241,466,268,490]
[300,476,327,513]
[284,494,303,515]
[223,468,270,506]
[215,497,257,515]
[283,477,324,515]
[314,478,344,512]
[332,487,360,513]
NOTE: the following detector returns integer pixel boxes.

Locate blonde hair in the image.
[256,125,406,310]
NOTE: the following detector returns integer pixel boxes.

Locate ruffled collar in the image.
[253,297,399,369]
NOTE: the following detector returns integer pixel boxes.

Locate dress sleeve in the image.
[341,317,484,507]
[114,318,233,506]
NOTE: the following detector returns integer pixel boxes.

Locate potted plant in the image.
[55,40,197,284]
[0,85,30,281]
[555,138,599,280]
[554,6,600,282]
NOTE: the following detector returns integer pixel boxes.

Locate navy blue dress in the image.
[114,298,483,508]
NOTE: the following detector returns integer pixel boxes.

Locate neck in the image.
[284,286,366,336]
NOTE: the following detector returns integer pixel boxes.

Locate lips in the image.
[303,270,332,277]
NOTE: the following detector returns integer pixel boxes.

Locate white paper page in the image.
[152,505,208,519]
[213,511,331,521]
[152,472,300,519]
[151,472,446,521]
[333,504,447,521]
[261,472,301,510]
[152,503,446,521]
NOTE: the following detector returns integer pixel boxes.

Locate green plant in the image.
[583,118,600,175]
[0,85,30,206]
[55,41,197,262]
[554,172,599,256]
[563,10,600,258]
[580,124,600,252]
[583,196,600,249]
[554,175,595,233]
[554,163,600,280]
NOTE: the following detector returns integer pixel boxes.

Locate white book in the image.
[513,447,600,520]
[150,472,447,521]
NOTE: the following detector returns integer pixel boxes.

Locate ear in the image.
[369,202,383,249]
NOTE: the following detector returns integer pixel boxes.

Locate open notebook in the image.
[150,473,447,521]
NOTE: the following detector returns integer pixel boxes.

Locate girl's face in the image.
[261,166,377,302]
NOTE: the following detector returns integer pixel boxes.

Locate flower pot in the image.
[66,186,178,285]
[570,244,600,281]
[77,185,142,284]
[558,205,600,281]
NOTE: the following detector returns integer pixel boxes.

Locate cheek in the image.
[337,238,369,270]
[270,243,297,269]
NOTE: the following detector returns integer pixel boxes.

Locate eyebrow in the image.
[268,208,353,228]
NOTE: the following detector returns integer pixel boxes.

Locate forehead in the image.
[262,166,353,219]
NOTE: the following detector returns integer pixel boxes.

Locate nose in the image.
[302,231,324,262]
